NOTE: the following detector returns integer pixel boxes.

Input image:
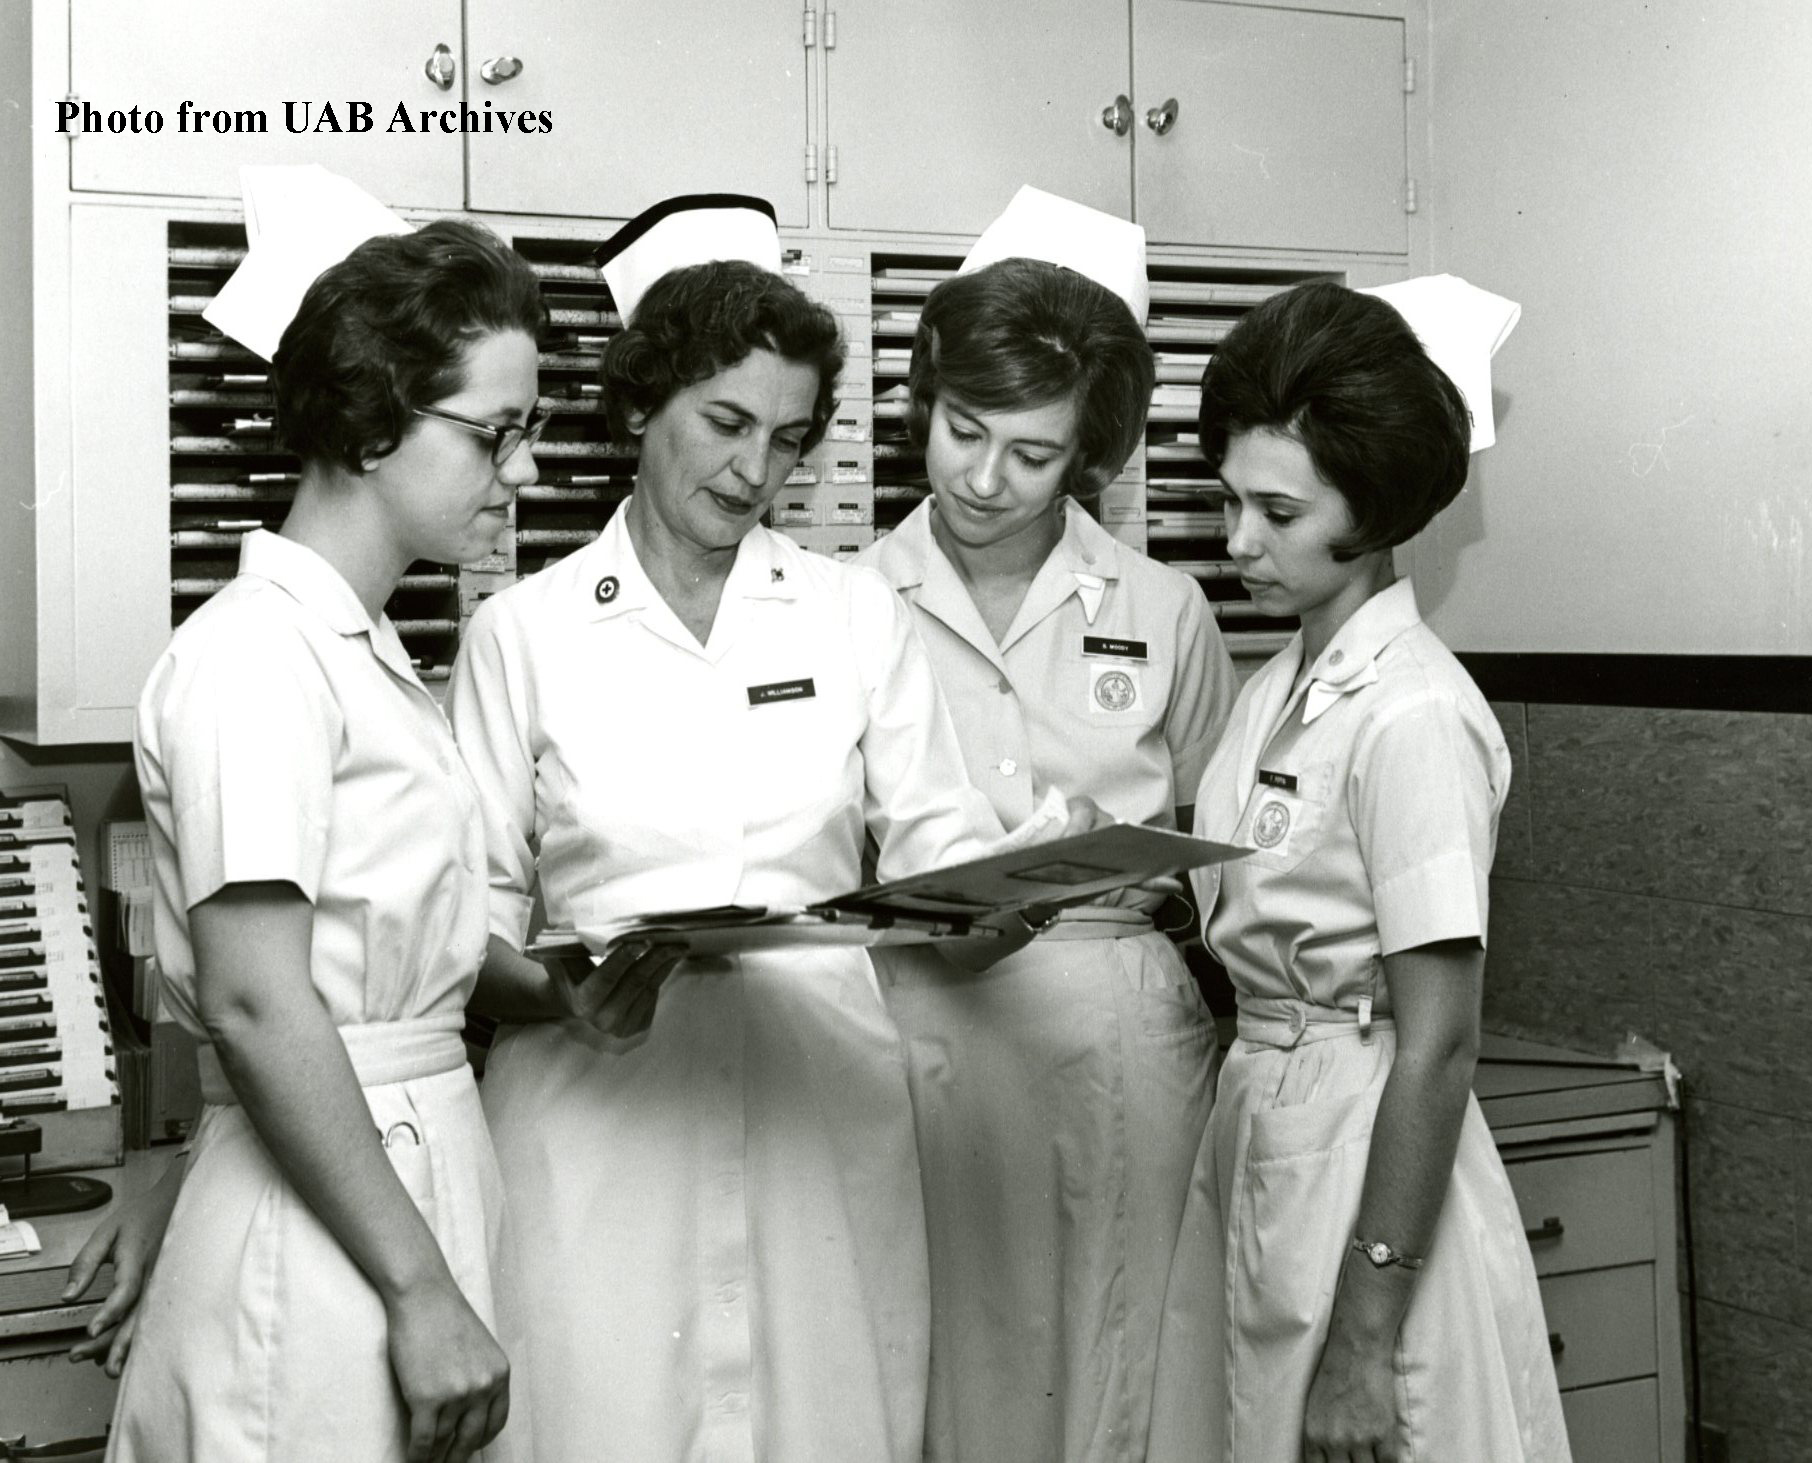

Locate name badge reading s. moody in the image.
[1082,636,1149,661]
[747,678,816,707]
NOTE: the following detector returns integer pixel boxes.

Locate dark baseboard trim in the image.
[1457,654,1812,714]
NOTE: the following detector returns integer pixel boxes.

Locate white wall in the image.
[1412,0,1811,654]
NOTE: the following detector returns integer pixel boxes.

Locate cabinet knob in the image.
[1524,1215,1565,1244]
[1145,98,1180,136]
[480,55,525,85]
[423,44,456,91]
[1101,95,1133,137]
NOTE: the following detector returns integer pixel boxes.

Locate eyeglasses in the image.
[412,403,550,465]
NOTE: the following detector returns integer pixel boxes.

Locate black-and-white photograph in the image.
[1,3,1805,1460]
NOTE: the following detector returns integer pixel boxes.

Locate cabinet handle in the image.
[480,56,525,85]
[1548,1330,1565,1357]
[423,44,456,91]
[1525,1216,1565,1244]
[1144,97,1180,136]
[1101,95,1133,137]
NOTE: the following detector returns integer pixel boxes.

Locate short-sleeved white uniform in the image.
[448,506,1003,1463]
[1148,579,1570,1462]
[857,499,1236,1463]
[109,531,505,1462]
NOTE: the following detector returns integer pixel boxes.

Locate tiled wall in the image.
[1483,702,1812,1462]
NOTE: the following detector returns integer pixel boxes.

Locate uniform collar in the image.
[578,499,804,624]
[1298,578,1421,724]
[237,529,417,682]
[874,497,1122,653]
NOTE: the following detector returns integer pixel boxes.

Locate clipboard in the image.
[528,823,1251,965]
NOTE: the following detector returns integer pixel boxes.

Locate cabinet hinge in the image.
[824,9,837,48]
[805,144,819,183]
[826,145,839,184]
[1404,178,1418,214]
[62,94,81,136]
[1404,57,1416,93]
[803,7,816,47]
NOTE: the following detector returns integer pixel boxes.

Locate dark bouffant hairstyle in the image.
[906,258,1154,497]
[1199,281,1471,559]
[274,219,546,475]
[600,260,844,453]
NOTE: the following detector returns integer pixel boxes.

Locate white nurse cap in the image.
[1358,274,1521,453]
[596,194,782,325]
[203,165,413,361]
[960,185,1149,327]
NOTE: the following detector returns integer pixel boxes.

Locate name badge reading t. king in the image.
[747,678,816,707]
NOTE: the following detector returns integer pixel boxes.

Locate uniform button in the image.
[1330,650,1345,665]
[997,677,1012,694]
[998,758,1018,776]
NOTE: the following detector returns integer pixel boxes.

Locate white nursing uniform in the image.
[111,531,505,1462]
[448,507,1003,1463]
[1147,579,1570,1462]
[856,500,1236,1463]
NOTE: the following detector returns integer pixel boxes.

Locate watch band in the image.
[1351,1235,1425,1270]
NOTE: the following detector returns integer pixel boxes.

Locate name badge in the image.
[747,678,816,707]
[1082,635,1148,661]
[1258,768,1299,792]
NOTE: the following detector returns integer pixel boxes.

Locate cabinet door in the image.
[825,0,1131,235]
[1134,1,1407,251]
[466,0,810,226]
[68,0,464,208]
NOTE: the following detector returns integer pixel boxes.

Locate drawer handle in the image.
[1548,1330,1565,1357]
[1525,1215,1565,1244]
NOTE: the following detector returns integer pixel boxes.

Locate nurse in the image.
[95,189,544,1461]
[448,195,1063,1463]
[1147,279,1570,1462]
[855,187,1236,1463]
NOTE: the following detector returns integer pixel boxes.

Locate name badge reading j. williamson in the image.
[747,678,816,707]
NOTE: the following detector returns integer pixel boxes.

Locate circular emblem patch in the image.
[595,575,619,604]
[1094,670,1137,711]
[1252,800,1292,849]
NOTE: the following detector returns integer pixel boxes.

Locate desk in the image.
[0,1149,183,1444]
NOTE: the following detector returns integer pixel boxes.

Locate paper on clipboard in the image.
[527,820,1251,964]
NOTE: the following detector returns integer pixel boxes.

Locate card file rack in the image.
[167,222,465,688]
[0,790,122,1172]
[868,253,1335,660]
[167,221,1327,667]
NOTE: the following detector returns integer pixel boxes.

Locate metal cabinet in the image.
[65,0,466,209]
[61,0,812,225]
[465,0,811,225]
[1132,2,1410,251]
[821,0,1132,235]
[821,0,1412,251]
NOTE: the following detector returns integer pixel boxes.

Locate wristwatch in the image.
[1351,1235,1424,1270]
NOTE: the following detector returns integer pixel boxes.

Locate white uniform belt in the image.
[1039,906,1155,942]
[197,1013,468,1105]
[1236,996,1395,1050]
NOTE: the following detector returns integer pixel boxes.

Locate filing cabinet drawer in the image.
[1538,1266,1656,1390]
[1559,1377,1661,1463]
[1504,1144,1655,1276]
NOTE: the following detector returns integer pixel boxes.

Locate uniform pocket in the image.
[1117,934,1214,1048]
[1237,1090,1379,1354]
[1236,759,1335,874]
[378,1099,438,1231]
